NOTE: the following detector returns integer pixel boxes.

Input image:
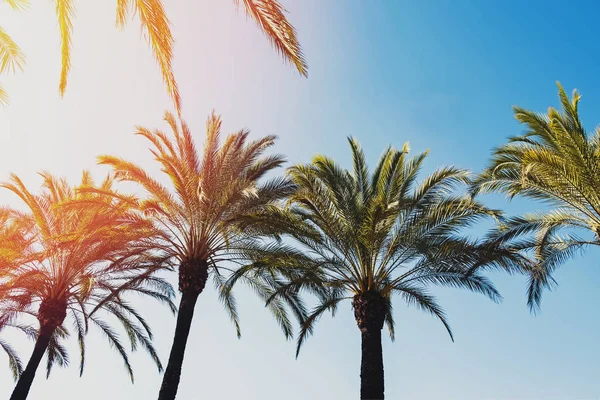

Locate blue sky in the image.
[1,1,600,399]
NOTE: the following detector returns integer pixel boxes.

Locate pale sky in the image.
[1,1,600,399]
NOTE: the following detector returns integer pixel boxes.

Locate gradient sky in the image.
[1,1,600,399]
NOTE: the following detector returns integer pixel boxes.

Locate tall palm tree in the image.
[0,0,26,104]
[234,138,525,400]
[3,0,307,111]
[473,82,600,310]
[98,111,298,400]
[0,171,175,400]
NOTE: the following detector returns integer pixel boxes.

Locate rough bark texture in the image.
[158,259,208,400]
[178,258,209,294]
[10,298,67,400]
[353,291,386,400]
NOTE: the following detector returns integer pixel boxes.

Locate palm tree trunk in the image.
[157,291,200,400]
[157,259,208,400]
[353,291,387,400]
[10,325,56,400]
[359,324,384,400]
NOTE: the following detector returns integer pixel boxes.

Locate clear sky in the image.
[1,1,600,399]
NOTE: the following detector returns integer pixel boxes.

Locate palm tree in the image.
[98,111,298,400]
[3,0,307,111]
[0,0,26,104]
[473,82,600,311]
[0,171,175,400]
[235,138,524,400]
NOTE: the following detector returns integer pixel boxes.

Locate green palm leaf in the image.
[474,82,600,311]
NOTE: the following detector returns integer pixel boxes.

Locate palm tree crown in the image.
[99,111,297,400]
[0,172,175,399]
[246,138,523,399]
[473,82,600,310]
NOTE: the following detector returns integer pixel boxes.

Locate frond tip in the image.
[0,27,25,74]
[236,0,308,77]
[133,0,181,115]
[55,0,75,96]
[4,0,30,11]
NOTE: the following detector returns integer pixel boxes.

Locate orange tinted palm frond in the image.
[38,170,74,204]
[4,0,29,11]
[1,175,54,240]
[199,112,223,194]
[0,85,7,105]
[166,112,200,174]
[156,113,201,214]
[0,4,27,105]
[116,0,180,114]
[54,0,75,96]
[97,155,178,212]
[115,0,130,28]
[0,208,32,276]
[133,0,181,115]
[1,172,174,377]
[48,0,180,113]
[1,172,164,291]
[0,27,25,74]
[102,111,290,264]
[96,154,189,243]
[236,0,307,77]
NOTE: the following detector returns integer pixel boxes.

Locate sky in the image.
[1,0,600,399]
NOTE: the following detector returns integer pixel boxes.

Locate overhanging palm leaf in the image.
[5,0,307,110]
[0,0,26,104]
[113,0,180,113]
[54,0,74,97]
[1,172,175,400]
[473,82,600,311]
[235,0,307,76]
[51,0,182,113]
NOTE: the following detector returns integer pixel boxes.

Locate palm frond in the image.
[54,0,75,96]
[133,0,181,115]
[0,26,25,74]
[295,295,347,358]
[235,0,307,76]
[395,284,454,341]
[4,0,29,10]
[475,82,600,310]
[0,338,23,380]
